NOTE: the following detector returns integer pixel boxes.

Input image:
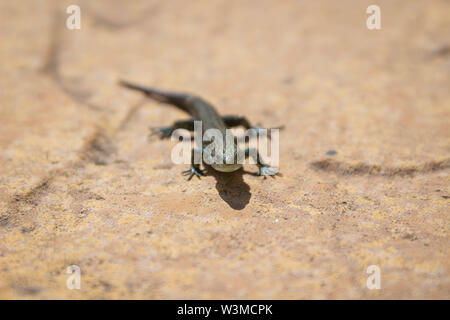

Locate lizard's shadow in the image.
[205,166,252,210]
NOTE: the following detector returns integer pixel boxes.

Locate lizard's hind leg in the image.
[149,119,195,140]
[222,115,252,129]
[222,115,284,138]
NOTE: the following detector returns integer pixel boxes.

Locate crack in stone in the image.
[2,97,148,230]
[40,5,104,111]
[310,158,450,176]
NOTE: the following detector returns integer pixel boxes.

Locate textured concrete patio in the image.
[0,0,449,299]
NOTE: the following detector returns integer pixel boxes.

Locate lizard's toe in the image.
[258,165,280,177]
[149,127,173,140]
[182,167,205,180]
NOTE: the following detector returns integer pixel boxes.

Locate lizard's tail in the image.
[119,80,193,113]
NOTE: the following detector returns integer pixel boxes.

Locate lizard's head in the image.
[210,144,242,173]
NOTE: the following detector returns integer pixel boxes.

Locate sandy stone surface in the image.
[0,0,449,299]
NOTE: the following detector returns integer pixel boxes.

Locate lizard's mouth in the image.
[211,163,242,173]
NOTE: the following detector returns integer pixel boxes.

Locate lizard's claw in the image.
[258,165,281,178]
[149,126,173,140]
[182,167,206,180]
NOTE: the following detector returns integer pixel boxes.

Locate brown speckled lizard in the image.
[120,80,280,180]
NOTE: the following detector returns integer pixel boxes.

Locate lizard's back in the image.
[120,81,227,135]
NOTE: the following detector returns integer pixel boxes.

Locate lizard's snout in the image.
[211,163,242,173]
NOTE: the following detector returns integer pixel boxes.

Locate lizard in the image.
[119,80,280,180]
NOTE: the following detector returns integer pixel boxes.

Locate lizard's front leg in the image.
[182,147,206,180]
[244,147,280,177]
